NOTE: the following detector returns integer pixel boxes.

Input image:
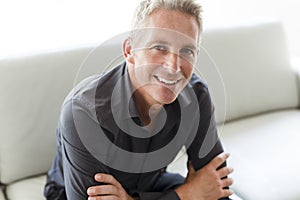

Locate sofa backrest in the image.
[0,36,127,184]
[0,48,91,184]
[197,22,299,123]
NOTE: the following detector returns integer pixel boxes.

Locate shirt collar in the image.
[110,64,140,120]
[97,62,194,133]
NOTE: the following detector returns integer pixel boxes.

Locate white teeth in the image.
[156,76,179,85]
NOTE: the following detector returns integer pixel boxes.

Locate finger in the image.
[221,189,234,198]
[94,174,122,188]
[87,185,118,196]
[210,152,230,169]
[188,161,196,173]
[221,177,234,188]
[217,166,233,178]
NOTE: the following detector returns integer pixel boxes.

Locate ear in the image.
[122,38,135,65]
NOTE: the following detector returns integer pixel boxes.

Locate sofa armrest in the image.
[291,57,300,107]
[230,193,244,200]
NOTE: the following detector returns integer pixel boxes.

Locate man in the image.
[45,0,234,199]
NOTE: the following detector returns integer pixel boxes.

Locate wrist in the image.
[175,183,205,200]
[175,183,190,200]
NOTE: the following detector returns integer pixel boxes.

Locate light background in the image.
[0,0,299,66]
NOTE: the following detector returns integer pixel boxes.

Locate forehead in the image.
[133,28,197,50]
[144,9,199,42]
[133,9,199,48]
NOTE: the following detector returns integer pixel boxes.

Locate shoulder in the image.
[58,63,126,133]
[63,62,126,108]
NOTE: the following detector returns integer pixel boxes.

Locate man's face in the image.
[127,9,200,105]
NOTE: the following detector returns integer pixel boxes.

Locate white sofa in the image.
[0,21,299,200]
[196,22,300,199]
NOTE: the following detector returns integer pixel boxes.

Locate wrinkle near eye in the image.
[180,48,195,57]
[153,45,168,51]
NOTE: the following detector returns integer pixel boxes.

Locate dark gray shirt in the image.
[45,62,226,200]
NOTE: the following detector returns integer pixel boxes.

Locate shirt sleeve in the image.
[44,127,67,200]
[59,99,110,200]
[186,84,230,200]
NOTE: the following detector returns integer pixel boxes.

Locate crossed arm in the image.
[86,152,233,200]
[61,83,233,199]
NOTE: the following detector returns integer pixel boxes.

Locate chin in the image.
[146,84,181,105]
[160,98,177,105]
[152,91,178,105]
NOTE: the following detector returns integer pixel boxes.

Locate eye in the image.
[152,45,168,52]
[180,48,195,57]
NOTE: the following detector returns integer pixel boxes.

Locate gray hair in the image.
[130,0,203,38]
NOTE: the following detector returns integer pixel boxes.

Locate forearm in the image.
[175,183,198,200]
[131,191,180,200]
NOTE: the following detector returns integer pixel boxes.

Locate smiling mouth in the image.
[154,75,181,85]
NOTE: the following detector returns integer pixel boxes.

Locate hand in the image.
[87,173,135,200]
[175,152,234,200]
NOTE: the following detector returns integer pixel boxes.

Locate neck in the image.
[132,88,163,126]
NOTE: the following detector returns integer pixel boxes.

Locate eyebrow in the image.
[145,40,169,47]
[146,40,197,51]
[183,44,198,51]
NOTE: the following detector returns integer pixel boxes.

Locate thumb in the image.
[188,161,195,173]
[185,161,196,182]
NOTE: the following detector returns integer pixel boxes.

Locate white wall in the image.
[0,0,299,64]
[0,0,140,58]
[201,0,300,64]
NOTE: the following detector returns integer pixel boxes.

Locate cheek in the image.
[134,51,165,66]
[181,63,194,79]
[132,63,156,85]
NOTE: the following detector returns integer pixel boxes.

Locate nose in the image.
[164,52,181,73]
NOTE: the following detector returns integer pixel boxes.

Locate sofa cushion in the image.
[197,22,299,123]
[0,48,91,184]
[6,175,46,200]
[219,109,300,199]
